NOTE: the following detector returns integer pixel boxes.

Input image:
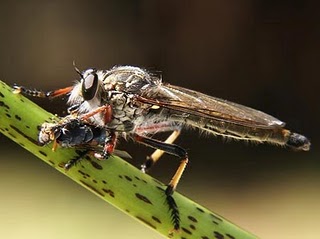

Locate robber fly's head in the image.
[68,68,105,107]
[78,68,101,101]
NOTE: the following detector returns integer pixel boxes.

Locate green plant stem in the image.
[0,80,258,239]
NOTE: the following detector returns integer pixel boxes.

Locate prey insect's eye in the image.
[82,73,99,101]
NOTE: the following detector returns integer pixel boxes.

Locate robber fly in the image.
[14,65,311,230]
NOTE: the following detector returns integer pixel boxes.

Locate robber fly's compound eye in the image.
[82,72,99,101]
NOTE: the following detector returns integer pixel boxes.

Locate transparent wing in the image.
[137,83,285,129]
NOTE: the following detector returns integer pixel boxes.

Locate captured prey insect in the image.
[14,65,311,230]
[38,116,132,169]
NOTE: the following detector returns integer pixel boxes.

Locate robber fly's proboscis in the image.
[14,65,311,230]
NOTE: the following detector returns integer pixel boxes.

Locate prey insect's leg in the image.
[52,140,58,151]
[142,130,181,173]
[134,134,188,230]
[64,150,90,170]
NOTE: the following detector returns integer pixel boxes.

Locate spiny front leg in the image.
[13,85,74,98]
[134,134,188,230]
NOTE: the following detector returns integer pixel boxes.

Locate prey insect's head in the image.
[38,122,62,146]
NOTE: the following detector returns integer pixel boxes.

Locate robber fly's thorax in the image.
[103,92,147,132]
[101,66,156,90]
[77,66,161,132]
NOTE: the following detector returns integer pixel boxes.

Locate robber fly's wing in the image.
[137,83,285,129]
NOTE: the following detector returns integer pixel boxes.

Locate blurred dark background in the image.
[0,1,319,239]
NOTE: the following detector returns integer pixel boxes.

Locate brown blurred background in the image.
[0,1,319,238]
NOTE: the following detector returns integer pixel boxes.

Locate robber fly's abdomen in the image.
[167,111,310,151]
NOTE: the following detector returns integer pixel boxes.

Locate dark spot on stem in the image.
[38,150,47,157]
[58,162,66,169]
[8,132,16,138]
[196,207,205,213]
[210,213,223,222]
[213,231,224,239]
[151,216,161,224]
[135,193,152,204]
[152,178,163,185]
[15,115,22,121]
[79,180,104,197]
[102,188,115,198]
[226,234,235,239]
[190,224,196,230]
[78,170,90,177]
[188,215,198,223]
[0,101,9,109]
[90,160,103,170]
[181,227,192,235]
[136,216,156,229]
[124,175,132,181]
[10,125,40,145]
[156,186,164,192]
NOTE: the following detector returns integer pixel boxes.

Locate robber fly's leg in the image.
[64,131,117,169]
[134,134,188,230]
[67,103,81,114]
[80,104,113,124]
[141,130,181,173]
[94,131,118,160]
[13,85,73,98]
[136,122,181,173]
[64,150,90,170]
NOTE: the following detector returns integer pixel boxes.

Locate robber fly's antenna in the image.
[73,60,83,78]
